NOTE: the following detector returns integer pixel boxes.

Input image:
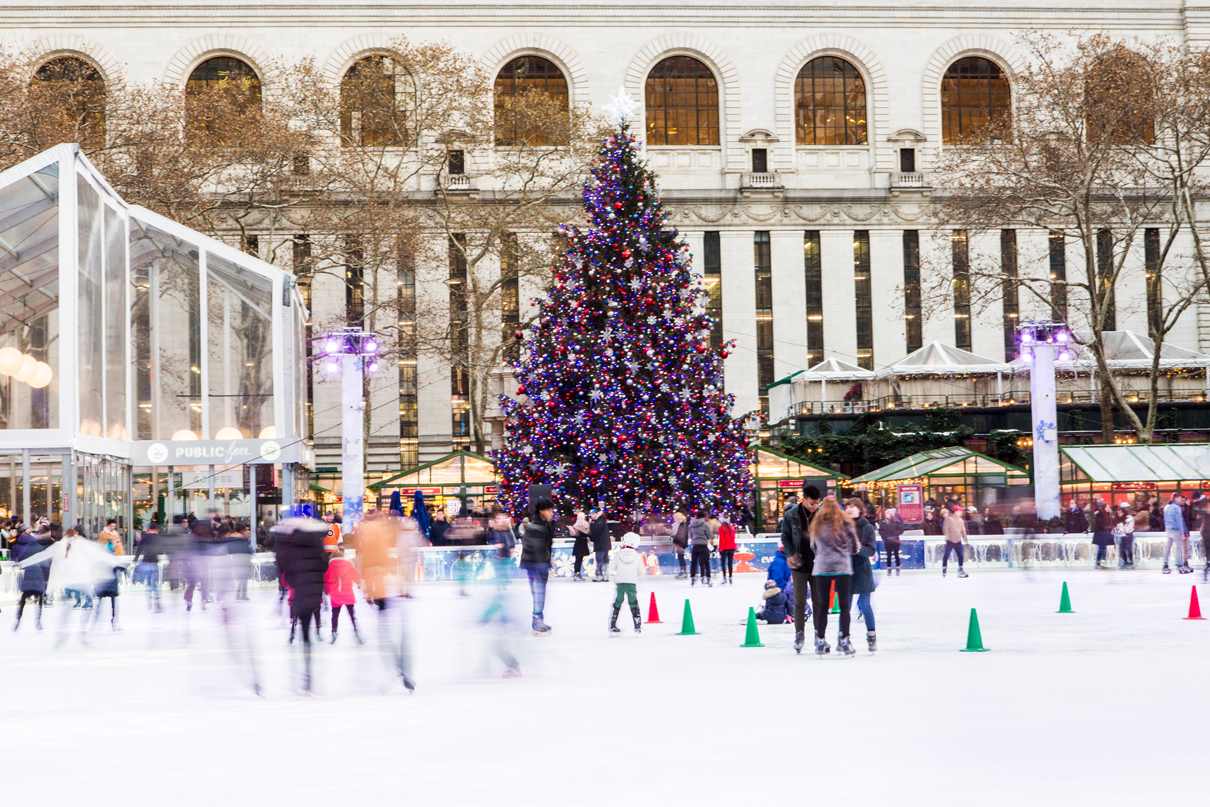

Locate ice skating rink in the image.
[2,569,1206,806]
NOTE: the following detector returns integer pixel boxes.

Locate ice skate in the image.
[354,629,365,645]
[1163,565,1172,574]
[704,577,712,587]
[609,605,622,633]
[330,631,338,645]
[502,666,522,679]
[531,615,551,635]
[942,568,947,577]
[814,632,830,656]
[1179,565,1193,574]
[675,572,687,580]
[867,630,877,652]
[794,631,805,654]
[957,569,969,579]
[690,577,697,586]
[837,635,856,657]
[402,674,416,693]
[631,606,642,634]
[895,568,900,576]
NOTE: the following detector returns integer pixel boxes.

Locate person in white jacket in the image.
[609,532,644,634]
[18,530,130,645]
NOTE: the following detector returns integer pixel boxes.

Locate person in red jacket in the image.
[717,514,737,585]
[324,548,364,644]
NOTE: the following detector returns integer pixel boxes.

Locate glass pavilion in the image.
[0,144,309,542]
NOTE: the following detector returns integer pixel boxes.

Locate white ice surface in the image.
[2,569,1207,806]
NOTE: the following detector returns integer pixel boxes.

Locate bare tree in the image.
[926,32,1210,443]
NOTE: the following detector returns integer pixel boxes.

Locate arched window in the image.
[795,56,867,146]
[32,56,106,146]
[494,55,569,146]
[645,56,719,147]
[341,55,412,147]
[941,57,1011,145]
[185,56,261,135]
[1085,48,1154,145]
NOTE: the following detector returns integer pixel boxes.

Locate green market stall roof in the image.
[1060,443,1210,483]
[368,451,498,492]
[849,446,1029,488]
[750,446,847,481]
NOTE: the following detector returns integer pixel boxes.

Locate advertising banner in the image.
[897,483,924,523]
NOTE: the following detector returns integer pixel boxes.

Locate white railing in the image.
[741,171,781,189]
[446,174,471,191]
[891,171,926,187]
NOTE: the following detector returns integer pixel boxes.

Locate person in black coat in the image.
[429,510,451,546]
[1064,500,1089,534]
[1091,502,1115,569]
[10,527,48,630]
[520,500,556,633]
[272,518,329,692]
[845,499,878,652]
[780,482,822,654]
[589,507,611,582]
[879,508,905,576]
[981,507,1005,535]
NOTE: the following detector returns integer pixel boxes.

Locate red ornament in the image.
[516,384,526,395]
[696,344,706,353]
[614,202,623,210]
[622,249,631,258]
[515,331,524,339]
[721,350,730,358]
[644,296,653,305]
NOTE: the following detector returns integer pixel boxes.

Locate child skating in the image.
[609,533,643,634]
[324,548,364,644]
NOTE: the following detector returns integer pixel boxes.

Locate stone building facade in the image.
[7,1,1210,482]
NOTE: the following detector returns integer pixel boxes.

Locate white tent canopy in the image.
[1009,330,1210,372]
[799,357,876,380]
[877,341,1010,378]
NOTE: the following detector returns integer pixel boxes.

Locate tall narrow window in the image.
[501,233,521,362]
[185,56,261,137]
[941,57,1011,145]
[449,235,470,449]
[1145,228,1162,337]
[1096,228,1116,331]
[293,235,314,437]
[754,232,774,413]
[903,231,922,353]
[1001,229,1019,359]
[1049,232,1067,319]
[645,56,719,146]
[794,56,868,145]
[703,232,723,350]
[952,230,972,351]
[854,232,874,370]
[804,232,825,365]
[344,237,364,327]
[398,245,418,468]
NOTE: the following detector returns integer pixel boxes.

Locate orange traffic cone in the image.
[1184,586,1206,620]
[646,591,663,624]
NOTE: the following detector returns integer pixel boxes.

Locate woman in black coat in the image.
[568,510,590,582]
[10,528,48,630]
[879,508,905,576]
[1091,502,1115,569]
[981,507,1005,535]
[272,518,329,691]
[845,499,878,652]
[520,500,556,633]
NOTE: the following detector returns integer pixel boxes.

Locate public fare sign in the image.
[131,439,299,467]
[182,469,244,490]
[897,483,924,523]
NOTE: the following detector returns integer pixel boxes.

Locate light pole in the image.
[1017,320,1075,521]
[316,328,381,531]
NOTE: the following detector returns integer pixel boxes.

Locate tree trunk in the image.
[1098,374,1115,444]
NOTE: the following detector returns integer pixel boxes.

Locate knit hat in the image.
[764,579,777,589]
[620,532,639,549]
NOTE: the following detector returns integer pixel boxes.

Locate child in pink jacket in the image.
[323,548,363,644]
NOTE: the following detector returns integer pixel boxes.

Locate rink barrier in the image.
[1,532,1206,599]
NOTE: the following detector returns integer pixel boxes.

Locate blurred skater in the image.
[846,498,878,652]
[19,529,129,646]
[670,509,689,579]
[1092,500,1115,569]
[809,497,858,657]
[879,507,905,576]
[325,548,363,644]
[356,512,417,692]
[10,523,47,631]
[273,518,329,693]
[133,522,163,611]
[608,532,643,634]
[569,509,590,581]
[942,506,969,578]
[688,509,713,587]
[520,499,556,634]
[590,507,611,582]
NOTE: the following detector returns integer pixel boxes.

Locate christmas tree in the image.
[493,91,752,519]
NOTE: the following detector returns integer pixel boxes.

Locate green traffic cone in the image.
[960,607,989,652]
[741,607,764,647]
[676,599,699,635]
[828,582,840,614]
[1057,582,1074,613]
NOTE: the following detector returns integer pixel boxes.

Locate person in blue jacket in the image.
[766,547,790,590]
[10,526,48,631]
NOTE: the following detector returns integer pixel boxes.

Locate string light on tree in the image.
[493,116,751,518]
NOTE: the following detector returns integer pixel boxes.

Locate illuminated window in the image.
[185,56,261,135]
[1001,230,1019,359]
[854,232,873,370]
[804,232,824,365]
[755,232,773,414]
[903,231,922,353]
[941,57,1010,145]
[32,56,106,147]
[494,55,569,146]
[795,57,867,146]
[645,56,719,146]
[952,230,971,351]
[341,55,412,147]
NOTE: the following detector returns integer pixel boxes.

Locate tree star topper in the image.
[604,86,641,127]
